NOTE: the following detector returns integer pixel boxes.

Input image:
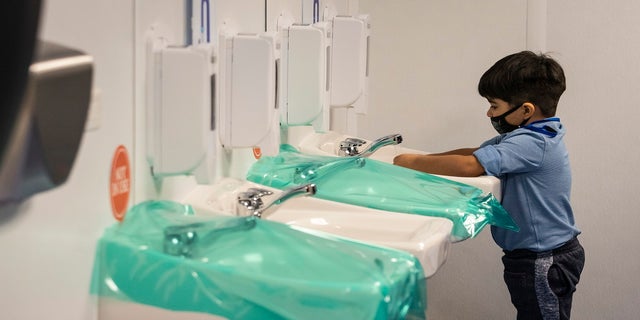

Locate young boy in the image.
[393,51,584,320]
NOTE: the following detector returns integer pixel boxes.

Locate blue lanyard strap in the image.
[523,118,560,137]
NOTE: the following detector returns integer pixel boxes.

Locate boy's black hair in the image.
[478,51,566,117]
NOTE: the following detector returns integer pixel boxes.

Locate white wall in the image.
[359,0,526,151]
[5,0,639,319]
[359,0,640,319]
[0,1,346,319]
[547,1,640,318]
[0,1,135,319]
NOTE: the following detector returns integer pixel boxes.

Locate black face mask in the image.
[490,105,530,134]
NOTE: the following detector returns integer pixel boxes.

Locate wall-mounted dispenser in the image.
[352,14,370,115]
[328,14,369,135]
[217,32,280,157]
[280,22,332,132]
[146,41,216,185]
[330,16,366,108]
[0,40,93,206]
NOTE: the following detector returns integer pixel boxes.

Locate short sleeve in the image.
[473,131,546,176]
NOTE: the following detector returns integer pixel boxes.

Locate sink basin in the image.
[93,199,427,320]
[287,126,502,200]
[181,178,453,278]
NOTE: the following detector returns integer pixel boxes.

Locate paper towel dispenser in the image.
[0,34,94,205]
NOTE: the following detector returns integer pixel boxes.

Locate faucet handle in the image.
[245,187,273,198]
[342,137,366,146]
[339,137,367,156]
[237,190,267,216]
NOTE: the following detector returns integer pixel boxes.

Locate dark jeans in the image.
[502,237,585,320]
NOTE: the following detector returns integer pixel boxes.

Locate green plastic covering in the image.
[91,200,427,320]
[246,144,519,241]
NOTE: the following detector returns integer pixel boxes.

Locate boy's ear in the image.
[522,102,536,116]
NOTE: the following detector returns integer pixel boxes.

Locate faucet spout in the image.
[236,184,317,218]
[357,134,403,158]
[253,184,317,219]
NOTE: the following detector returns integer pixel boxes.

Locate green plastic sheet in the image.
[91,200,427,320]
[246,145,518,241]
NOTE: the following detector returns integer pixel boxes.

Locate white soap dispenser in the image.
[329,15,367,108]
[280,22,332,133]
[146,41,216,185]
[352,14,370,116]
[218,32,280,157]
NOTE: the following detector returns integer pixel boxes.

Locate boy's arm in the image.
[393,148,485,177]
[427,148,478,156]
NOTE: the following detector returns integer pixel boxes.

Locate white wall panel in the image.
[6,0,639,319]
[358,0,526,152]
[358,0,526,319]
[547,1,640,319]
[359,0,640,319]
[0,1,135,319]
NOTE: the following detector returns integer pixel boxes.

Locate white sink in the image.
[287,126,502,200]
[181,178,453,278]
[97,178,445,320]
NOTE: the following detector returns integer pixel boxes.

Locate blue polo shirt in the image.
[473,118,581,252]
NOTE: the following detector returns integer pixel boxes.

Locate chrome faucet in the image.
[237,184,317,219]
[338,137,367,156]
[338,134,403,157]
[162,185,317,258]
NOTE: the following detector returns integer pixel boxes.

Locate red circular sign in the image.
[109,145,131,221]
[252,147,262,159]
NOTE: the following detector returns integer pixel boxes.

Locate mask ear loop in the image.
[518,103,535,126]
[496,103,523,119]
